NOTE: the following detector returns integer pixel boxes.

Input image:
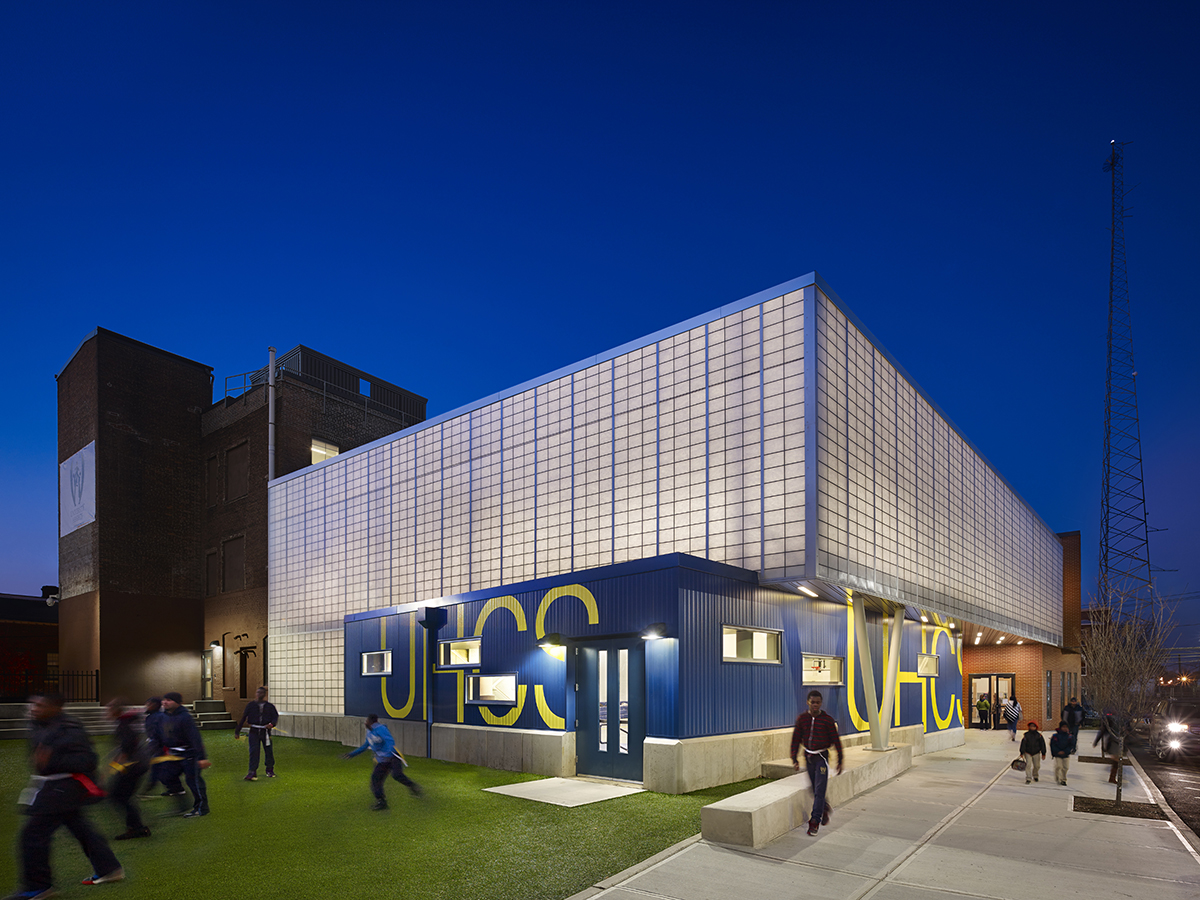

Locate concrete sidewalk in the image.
[571,728,1200,900]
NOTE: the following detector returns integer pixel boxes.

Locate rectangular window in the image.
[226,442,249,500]
[437,638,481,668]
[312,438,340,466]
[361,651,392,676]
[222,536,245,592]
[722,626,781,664]
[466,674,517,705]
[205,551,219,597]
[917,653,939,676]
[802,654,844,685]
[206,456,218,507]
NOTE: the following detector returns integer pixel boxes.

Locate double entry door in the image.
[971,673,1015,728]
[575,639,645,782]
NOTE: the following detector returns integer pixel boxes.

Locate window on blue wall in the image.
[801,654,844,685]
[361,651,391,676]
[466,674,517,705]
[722,626,781,663]
[917,653,939,676]
[437,638,481,668]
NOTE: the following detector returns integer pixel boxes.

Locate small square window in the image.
[466,674,517,705]
[438,638,481,668]
[802,654,844,685]
[361,651,392,676]
[917,653,939,676]
[312,439,340,466]
[722,626,782,664]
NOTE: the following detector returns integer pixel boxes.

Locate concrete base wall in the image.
[432,723,575,776]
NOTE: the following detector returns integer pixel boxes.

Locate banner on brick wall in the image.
[60,441,96,537]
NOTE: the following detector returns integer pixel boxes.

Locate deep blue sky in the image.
[2,3,1196,635]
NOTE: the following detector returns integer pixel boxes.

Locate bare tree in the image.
[1081,582,1173,802]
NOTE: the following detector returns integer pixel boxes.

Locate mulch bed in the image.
[1072,796,1166,820]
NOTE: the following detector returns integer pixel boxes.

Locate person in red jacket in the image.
[791,690,845,836]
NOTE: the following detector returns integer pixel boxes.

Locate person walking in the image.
[1094,712,1125,783]
[790,689,845,836]
[158,692,210,817]
[1062,697,1085,750]
[1049,720,1075,785]
[6,692,123,900]
[1002,696,1022,741]
[1019,721,1047,784]
[235,686,279,781]
[104,697,151,840]
[342,714,421,810]
[975,695,991,730]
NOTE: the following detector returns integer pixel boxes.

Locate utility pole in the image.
[1099,140,1152,611]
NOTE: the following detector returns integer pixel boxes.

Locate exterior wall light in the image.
[641,623,667,640]
[209,640,220,647]
[798,586,818,598]
[538,633,564,649]
[920,615,929,623]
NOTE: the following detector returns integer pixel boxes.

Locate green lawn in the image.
[0,735,766,900]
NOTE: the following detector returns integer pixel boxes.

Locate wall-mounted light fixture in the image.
[798,586,818,598]
[641,623,667,641]
[209,640,220,648]
[538,633,564,649]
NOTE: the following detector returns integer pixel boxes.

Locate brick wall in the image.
[963,641,1081,729]
[57,334,99,599]
[1058,531,1082,651]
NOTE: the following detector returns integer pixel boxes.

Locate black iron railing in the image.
[0,669,100,703]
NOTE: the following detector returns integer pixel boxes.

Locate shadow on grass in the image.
[0,736,767,900]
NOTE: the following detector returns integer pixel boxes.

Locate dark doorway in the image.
[575,639,645,781]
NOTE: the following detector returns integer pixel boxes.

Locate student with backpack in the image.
[1002,696,1022,741]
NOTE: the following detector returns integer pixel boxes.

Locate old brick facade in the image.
[57,331,425,709]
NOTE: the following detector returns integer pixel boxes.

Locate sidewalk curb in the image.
[1128,750,1200,860]
[563,833,703,900]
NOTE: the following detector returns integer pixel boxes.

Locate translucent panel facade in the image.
[813,290,1062,644]
[269,287,807,713]
[269,275,1062,716]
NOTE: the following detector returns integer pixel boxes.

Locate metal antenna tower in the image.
[1099,140,1152,606]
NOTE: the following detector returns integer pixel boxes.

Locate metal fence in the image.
[0,669,100,703]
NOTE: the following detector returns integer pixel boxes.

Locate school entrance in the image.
[575,638,645,782]
[970,673,1015,729]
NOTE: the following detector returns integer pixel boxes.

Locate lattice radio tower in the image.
[1099,140,1152,607]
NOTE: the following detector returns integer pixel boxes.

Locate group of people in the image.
[6,686,295,900]
[976,693,1032,740]
[1010,696,1089,786]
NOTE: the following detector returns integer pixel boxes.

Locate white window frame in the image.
[437,637,482,669]
[465,673,518,706]
[721,625,782,665]
[801,654,845,685]
[917,653,939,676]
[361,650,392,676]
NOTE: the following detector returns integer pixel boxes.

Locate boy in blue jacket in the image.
[342,714,422,810]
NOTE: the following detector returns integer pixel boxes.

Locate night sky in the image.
[2,3,1196,637]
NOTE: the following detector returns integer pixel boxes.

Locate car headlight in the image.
[1169,739,1183,750]
[1168,722,1188,733]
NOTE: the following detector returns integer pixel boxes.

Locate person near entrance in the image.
[1049,721,1075,785]
[1019,721,1047,784]
[1002,696,1022,741]
[1062,697,1085,750]
[341,714,421,810]
[790,690,844,836]
[8,692,124,899]
[158,692,210,817]
[975,695,990,729]
[235,686,279,781]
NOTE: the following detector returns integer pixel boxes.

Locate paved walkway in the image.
[571,728,1200,900]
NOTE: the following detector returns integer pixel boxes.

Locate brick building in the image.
[960,531,1082,730]
[0,593,60,701]
[57,330,425,711]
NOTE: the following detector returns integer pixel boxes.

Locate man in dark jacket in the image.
[1019,721,1047,784]
[1049,721,1076,785]
[1062,697,1085,750]
[158,692,210,817]
[7,692,123,899]
[790,690,845,837]
[235,686,279,781]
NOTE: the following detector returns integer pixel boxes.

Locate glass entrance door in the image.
[200,650,214,701]
[576,639,645,781]
[970,673,1015,729]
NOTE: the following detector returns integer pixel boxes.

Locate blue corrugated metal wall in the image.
[343,553,964,740]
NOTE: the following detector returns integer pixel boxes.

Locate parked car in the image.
[1148,699,1200,760]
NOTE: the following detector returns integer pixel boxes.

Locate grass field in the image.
[0,734,766,900]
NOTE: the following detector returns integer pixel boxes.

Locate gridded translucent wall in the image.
[268,290,807,713]
[814,290,1062,644]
